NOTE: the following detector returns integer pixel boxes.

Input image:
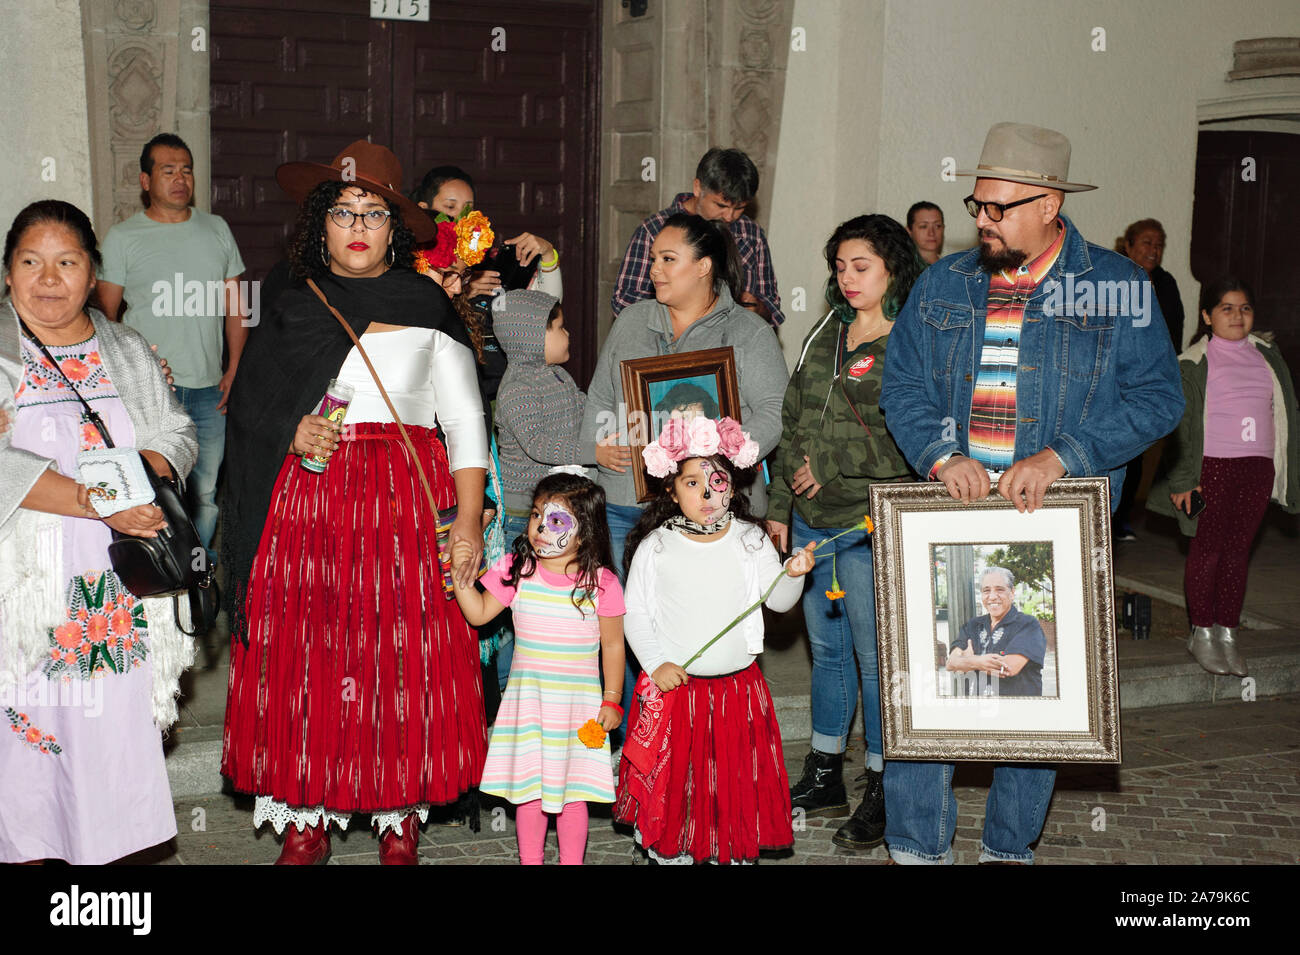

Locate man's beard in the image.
[978,236,1027,273]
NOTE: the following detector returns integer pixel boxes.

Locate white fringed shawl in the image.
[0,506,195,729]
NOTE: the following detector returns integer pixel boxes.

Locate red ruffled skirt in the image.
[221,423,487,811]
[614,662,793,863]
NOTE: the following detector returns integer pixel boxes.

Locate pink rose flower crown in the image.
[641,414,760,477]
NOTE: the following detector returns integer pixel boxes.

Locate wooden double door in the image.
[210,0,601,381]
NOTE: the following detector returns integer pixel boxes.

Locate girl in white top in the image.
[613,415,815,864]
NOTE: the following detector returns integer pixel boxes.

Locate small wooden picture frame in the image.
[619,346,742,502]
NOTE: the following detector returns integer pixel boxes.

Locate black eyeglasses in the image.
[964,194,1048,222]
[327,207,392,230]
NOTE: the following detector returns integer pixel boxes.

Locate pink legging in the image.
[515,800,588,865]
[1185,455,1274,627]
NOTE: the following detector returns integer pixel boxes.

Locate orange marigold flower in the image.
[62,652,77,665]
[825,589,846,601]
[577,718,607,749]
[25,727,41,743]
[863,516,874,534]
[454,211,494,267]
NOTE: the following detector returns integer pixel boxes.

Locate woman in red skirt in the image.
[616,417,815,863]
[221,142,489,865]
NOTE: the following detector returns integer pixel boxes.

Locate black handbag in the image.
[20,321,217,636]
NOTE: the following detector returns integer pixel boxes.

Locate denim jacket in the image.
[880,214,1184,507]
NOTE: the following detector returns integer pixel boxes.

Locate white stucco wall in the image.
[769,0,1300,366]
[0,0,93,245]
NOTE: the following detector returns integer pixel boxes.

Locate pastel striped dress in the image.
[478,558,624,811]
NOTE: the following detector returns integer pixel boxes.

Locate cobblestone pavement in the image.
[160,694,1300,865]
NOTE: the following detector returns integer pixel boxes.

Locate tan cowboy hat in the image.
[276,140,438,241]
[957,122,1097,193]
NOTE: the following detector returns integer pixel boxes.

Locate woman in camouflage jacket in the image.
[766,214,922,851]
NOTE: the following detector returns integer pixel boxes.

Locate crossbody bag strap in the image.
[18,318,117,449]
[305,279,441,524]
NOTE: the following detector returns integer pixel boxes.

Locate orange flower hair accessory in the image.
[455,210,494,266]
[577,718,607,749]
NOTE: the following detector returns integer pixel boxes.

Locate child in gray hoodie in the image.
[492,289,591,542]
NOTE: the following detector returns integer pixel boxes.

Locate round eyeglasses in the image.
[327,207,392,230]
[963,194,1047,223]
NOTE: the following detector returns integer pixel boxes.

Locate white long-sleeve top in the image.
[624,521,803,677]
[334,326,489,471]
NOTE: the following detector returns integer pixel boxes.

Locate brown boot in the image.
[379,815,420,865]
[274,821,331,865]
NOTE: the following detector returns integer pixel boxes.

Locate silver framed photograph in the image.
[870,478,1120,763]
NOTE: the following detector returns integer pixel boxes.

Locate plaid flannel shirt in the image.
[610,192,784,327]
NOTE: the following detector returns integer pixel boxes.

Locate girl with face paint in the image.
[449,473,624,865]
[614,427,816,864]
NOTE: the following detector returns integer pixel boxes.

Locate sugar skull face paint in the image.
[671,457,733,527]
[532,499,578,558]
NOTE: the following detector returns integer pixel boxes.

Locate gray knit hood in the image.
[492,289,557,368]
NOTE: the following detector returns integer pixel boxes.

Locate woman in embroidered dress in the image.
[220,142,489,865]
[0,200,197,864]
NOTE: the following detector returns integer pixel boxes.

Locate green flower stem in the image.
[681,521,868,669]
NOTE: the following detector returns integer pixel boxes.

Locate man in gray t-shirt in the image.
[98,134,247,565]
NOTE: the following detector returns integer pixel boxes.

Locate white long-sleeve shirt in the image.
[624,521,802,677]
[334,326,489,471]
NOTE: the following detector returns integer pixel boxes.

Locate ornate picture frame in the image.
[619,346,741,503]
[869,478,1121,763]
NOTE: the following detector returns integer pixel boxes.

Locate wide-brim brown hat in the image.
[276,139,438,241]
[957,122,1097,193]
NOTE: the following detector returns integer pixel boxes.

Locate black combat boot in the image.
[789,750,849,816]
[832,767,886,849]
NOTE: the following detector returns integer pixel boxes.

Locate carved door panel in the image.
[210,0,600,380]
[1192,130,1300,373]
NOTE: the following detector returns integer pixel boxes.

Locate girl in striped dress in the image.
[451,472,625,864]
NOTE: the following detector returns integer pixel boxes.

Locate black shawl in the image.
[221,264,470,638]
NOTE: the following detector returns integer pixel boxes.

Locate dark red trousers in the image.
[1185,455,1274,627]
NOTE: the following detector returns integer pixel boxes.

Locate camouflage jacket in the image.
[767,312,913,529]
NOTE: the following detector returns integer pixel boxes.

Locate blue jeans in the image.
[883,761,1056,864]
[792,512,881,761]
[174,385,225,564]
[494,512,532,690]
[604,501,643,741]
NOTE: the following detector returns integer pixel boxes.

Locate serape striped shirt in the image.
[968,224,1065,471]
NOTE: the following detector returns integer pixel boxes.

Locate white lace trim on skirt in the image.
[254,796,430,836]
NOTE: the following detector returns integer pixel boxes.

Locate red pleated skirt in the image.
[221,423,487,812]
[614,662,793,864]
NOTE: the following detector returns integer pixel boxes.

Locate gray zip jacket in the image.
[580,286,788,511]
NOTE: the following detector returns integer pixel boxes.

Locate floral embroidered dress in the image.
[0,335,176,864]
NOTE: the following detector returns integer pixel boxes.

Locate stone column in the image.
[81,0,212,233]
[596,0,794,342]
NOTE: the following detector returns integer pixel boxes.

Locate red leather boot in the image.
[378,815,420,865]
[274,821,331,865]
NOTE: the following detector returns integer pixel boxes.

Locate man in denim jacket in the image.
[879,123,1183,864]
